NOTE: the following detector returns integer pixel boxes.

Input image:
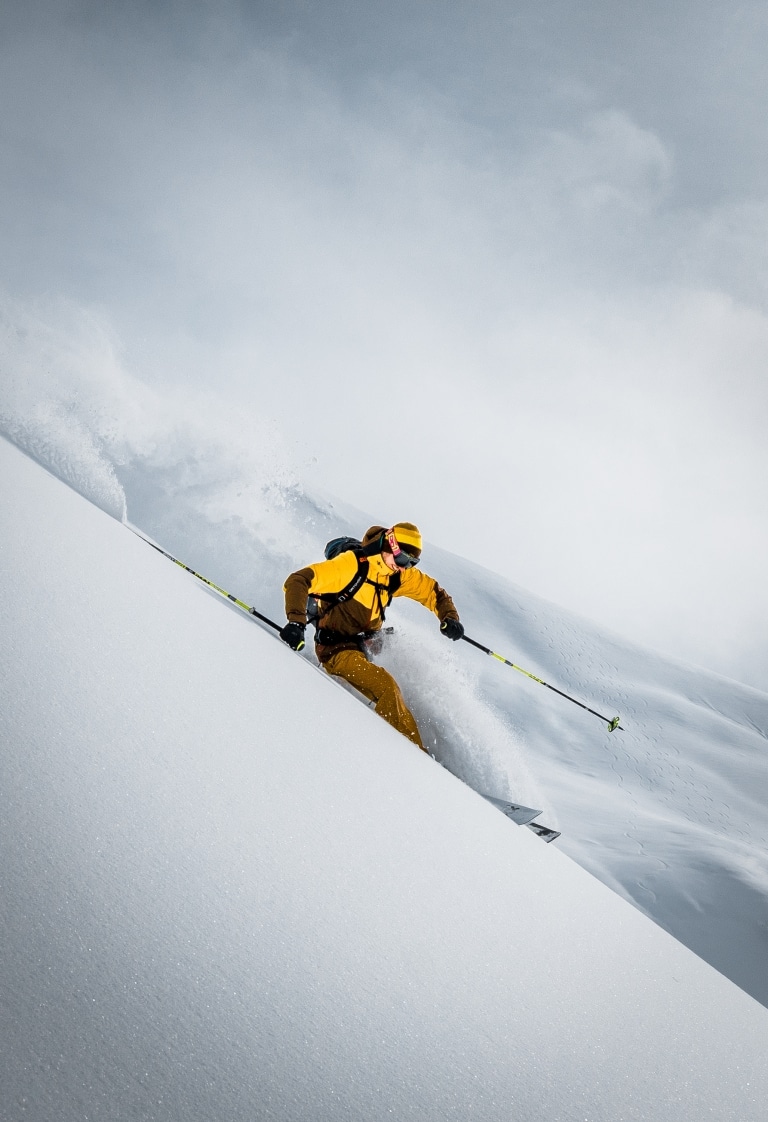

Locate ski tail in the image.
[480,793,560,842]
[480,795,542,826]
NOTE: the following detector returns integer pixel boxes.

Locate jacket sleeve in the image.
[283,552,361,624]
[394,568,460,623]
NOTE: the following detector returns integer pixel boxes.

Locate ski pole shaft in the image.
[461,634,623,732]
[128,527,282,633]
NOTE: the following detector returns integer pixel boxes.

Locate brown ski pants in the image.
[322,647,425,751]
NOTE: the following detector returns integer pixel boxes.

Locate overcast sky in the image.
[1,0,767,689]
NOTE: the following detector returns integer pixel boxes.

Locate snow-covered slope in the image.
[3,360,768,1018]
[2,436,768,1121]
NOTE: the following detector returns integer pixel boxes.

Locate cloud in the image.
[524,109,674,215]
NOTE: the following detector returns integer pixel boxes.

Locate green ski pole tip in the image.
[608,716,622,732]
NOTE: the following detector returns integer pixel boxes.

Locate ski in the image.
[480,795,542,825]
[525,822,561,843]
[480,794,561,843]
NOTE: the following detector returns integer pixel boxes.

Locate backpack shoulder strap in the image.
[313,549,370,609]
[364,564,401,622]
[333,551,370,604]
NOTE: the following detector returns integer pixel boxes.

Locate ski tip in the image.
[525,822,561,843]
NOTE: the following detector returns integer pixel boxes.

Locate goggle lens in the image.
[395,550,419,569]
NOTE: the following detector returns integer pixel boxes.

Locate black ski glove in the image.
[440,618,464,641]
[280,621,306,651]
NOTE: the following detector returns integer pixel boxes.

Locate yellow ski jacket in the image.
[283,541,459,658]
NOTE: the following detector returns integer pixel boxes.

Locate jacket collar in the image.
[367,553,396,579]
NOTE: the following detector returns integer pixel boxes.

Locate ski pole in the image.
[461,634,623,732]
[127,527,282,634]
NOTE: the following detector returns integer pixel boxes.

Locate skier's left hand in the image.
[440,618,464,641]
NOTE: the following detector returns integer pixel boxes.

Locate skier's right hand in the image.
[279,621,306,651]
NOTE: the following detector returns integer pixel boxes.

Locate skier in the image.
[279,523,464,751]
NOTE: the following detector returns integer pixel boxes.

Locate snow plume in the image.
[379,621,550,817]
[0,297,128,521]
[0,296,341,619]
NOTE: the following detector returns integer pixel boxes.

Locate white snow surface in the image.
[2,438,768,1120]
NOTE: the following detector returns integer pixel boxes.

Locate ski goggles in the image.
[386,530,420,568]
